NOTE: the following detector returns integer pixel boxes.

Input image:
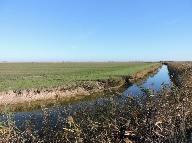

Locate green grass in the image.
[0,62,158,91]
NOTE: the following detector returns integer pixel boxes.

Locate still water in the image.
[1,65,172,133]
[123,65,172,96]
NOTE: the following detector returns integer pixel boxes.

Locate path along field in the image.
[0,62,158,91]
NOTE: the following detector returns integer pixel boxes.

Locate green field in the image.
[0,62,158,91]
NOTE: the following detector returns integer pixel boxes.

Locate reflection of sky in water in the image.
[123,65,172,96]
[10,97,111,131]
[0,65,172,132]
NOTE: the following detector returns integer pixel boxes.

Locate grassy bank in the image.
[0,62,157,91]
[0,62,160,106]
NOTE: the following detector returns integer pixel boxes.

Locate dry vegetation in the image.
[0,62,191,143]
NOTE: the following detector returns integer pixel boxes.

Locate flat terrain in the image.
[0,62,157,91]
[1,62,192,142]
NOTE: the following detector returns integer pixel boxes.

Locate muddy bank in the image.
[0,64,160,106]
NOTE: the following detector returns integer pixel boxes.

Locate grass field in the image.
[0,62,158,91]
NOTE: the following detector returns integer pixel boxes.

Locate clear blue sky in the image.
[0,0,192,61]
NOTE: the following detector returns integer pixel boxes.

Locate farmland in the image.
[0,62,157,91]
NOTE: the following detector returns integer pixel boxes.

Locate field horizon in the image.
[0,0,191,142]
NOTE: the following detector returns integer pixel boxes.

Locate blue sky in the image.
[0,0,192,61]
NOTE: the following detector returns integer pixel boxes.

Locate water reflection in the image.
[1,65,172,133]
[123,65,172,96]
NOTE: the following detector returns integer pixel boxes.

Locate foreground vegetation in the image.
[0,62,157,91]
[0,85,191,143]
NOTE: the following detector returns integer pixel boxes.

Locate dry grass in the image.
[0,85,191,143]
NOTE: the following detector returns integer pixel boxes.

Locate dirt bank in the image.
[0,64,160,106]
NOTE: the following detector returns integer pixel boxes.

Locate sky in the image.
[0,0,192,62]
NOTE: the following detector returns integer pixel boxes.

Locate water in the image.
[123,65,172,96]
[1,65,172,133]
